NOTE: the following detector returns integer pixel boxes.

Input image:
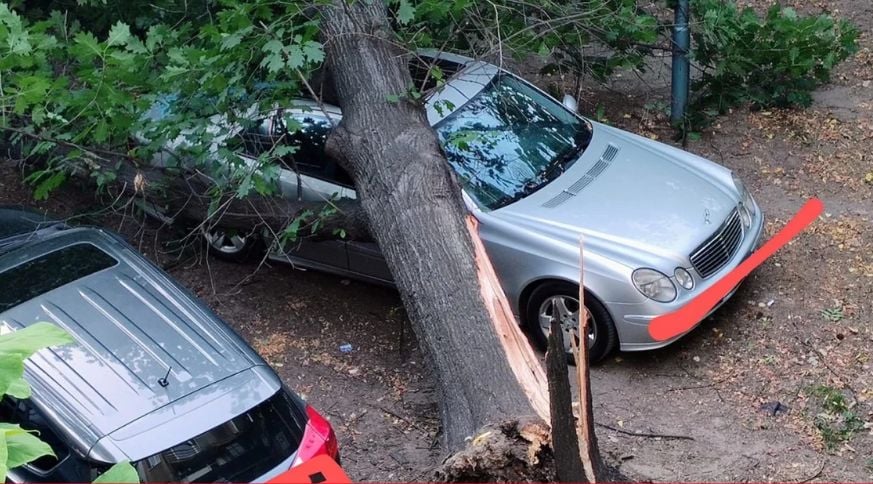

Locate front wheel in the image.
[201,226,262,262]
[524,281,618,364]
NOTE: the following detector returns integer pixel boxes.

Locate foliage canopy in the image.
[0,0,859,203]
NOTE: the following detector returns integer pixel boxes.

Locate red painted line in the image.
[648,198,824,341]
[268,455,349,483]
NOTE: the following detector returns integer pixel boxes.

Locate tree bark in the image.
[319,0,544,450]
[546,312,585,482]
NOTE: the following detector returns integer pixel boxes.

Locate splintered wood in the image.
[466,215,550,422]
[571,235,605,483]
[546,303,585,482]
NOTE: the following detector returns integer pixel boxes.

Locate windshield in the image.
[134,390,306,483]
[435,74,592,210]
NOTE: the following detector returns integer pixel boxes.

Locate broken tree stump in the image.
[572,236,606,482]
[546,303,586,482]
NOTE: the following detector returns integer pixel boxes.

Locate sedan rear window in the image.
[134,390,307,483]
[0,244,118,313]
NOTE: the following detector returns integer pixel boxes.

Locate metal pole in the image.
[671,0,691,126]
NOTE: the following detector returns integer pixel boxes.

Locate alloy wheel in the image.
[537,295,597,353]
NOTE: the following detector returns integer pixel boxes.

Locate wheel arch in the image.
[518,277,616,333]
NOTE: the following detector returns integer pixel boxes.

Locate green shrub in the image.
[691,1,858,118]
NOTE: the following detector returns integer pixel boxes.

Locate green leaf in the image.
[272,145,297,157]
[0,432,8,483]
[397,0,416,25]
[220,32,244,51]
[0,323,71,398]
[70,31,101,62]
[260,53,285,73]
[93,120,110,144]
[106,22,131,47]
[0,423,54,469]
[0,355,25,402]
[286,44,305,69]
[0,322,74,358]
[93,461,140,483]
[32,171,67,201]
[4,378,31,400]
[13,76,51,114]
[302,41,324,64]
[262,39,284,54]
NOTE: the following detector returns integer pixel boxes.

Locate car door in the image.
[269,112,353,271]
[346,191,484,284]
[346,239,393,283]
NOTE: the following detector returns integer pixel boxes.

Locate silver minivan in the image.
[0,207,339,482]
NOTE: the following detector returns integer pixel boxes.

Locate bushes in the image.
[690,1,859,119]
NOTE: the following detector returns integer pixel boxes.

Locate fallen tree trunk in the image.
[319,0,548,453]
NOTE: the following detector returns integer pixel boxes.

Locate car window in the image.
[134,390,307,483]
[235,118,274,158]
[435,73,592,210]
[0,244,118,314]
[277,115,354,188]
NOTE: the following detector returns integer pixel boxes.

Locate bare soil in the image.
[2,0,872,480]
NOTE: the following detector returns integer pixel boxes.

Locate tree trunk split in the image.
[466,215,550,421]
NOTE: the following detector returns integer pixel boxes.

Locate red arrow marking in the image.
[268,455,349,484]
[649,198,824,341]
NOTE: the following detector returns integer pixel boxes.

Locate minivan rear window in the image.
[134,390,307,483]
[0,244,118,313]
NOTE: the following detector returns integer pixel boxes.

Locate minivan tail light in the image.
[293,406,339,466]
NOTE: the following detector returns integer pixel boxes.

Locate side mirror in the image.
[562,94,579,113]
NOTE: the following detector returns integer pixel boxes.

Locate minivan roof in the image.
[0,227,278,461]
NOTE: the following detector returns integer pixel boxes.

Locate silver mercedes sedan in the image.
[148,52,764,362]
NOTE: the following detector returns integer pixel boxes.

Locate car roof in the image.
[0,226,275,460]
[281,51,499,127]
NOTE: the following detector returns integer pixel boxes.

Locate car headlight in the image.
[632,268,677,302]
[674,267,694,290]
[732,172,755,228]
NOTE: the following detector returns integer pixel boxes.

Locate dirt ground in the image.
[2,0,872,480]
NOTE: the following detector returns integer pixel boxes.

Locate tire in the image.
[524,281,618,364]
[201,226,263,263]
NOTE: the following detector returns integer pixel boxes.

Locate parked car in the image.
[0,206,338,482]
[145,51,765,362]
